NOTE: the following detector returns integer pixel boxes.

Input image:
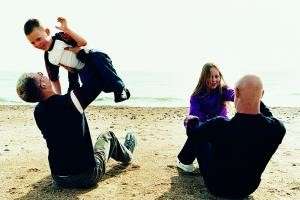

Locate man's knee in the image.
[97,131,115,142]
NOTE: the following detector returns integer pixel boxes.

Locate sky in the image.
[0,0,299,84]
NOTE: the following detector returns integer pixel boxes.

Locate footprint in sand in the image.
[8,187,17,194]
[27,168,40,172]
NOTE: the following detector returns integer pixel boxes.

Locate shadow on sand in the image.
[156,169,255,200]
[16,163,134,200]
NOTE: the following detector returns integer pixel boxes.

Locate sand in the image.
[0,105,299,200]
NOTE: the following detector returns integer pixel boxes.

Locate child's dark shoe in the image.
[114,88,130,103]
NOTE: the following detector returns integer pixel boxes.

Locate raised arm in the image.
[260,101,273,117]
[44,52,61,94]
[185,115,226,142]
[223,87,235,102]
[67,72,80,93]
[51,80,62,94]
[71,77,102,111]
[56,17,87,47]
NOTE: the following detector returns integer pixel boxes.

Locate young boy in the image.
[24,17,130,102]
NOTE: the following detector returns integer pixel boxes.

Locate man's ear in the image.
[235,87,240,98]
[45,28,50,36]
[40,79,47,88]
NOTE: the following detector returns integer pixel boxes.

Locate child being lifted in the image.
[24,17,130,103]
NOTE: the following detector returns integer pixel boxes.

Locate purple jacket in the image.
[189,87,234,122]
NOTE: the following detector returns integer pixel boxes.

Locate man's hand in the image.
[184,115,200,129]
[56,17,69,32]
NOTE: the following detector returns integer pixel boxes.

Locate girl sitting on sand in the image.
[177,62,234,172]
[188,62,234,122]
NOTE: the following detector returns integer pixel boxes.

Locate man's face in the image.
[34,72,51,89]
[26,27,51,51]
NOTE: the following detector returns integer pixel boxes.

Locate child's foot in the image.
[114,88,130,103]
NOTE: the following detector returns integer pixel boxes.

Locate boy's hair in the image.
[24,19,41,35]
[16,73,41,103]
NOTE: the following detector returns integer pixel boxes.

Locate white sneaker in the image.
[176,159,195,172]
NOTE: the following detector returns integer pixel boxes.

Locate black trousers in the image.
[178,133,257,199]
[78,50,125,94]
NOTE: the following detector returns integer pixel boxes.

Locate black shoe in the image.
[124,132,137,153]
[114,88,131,103]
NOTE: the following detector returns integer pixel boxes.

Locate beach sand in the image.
[0,105,299,200]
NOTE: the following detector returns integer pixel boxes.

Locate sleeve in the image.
[260,101,273,117]
[223,88,235,102]
[187,116,226,142]
[55,32,77,47]
[275,119,286,143]
[189,95,206,121]
[72,81,102,111]
[261,102,286,143]
[44,52,59,81]
[67,72,80,93]
[76,49,89,63]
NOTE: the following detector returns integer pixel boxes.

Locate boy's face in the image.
[26,27,51,51]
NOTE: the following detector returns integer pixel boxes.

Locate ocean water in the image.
[1,69,299,107]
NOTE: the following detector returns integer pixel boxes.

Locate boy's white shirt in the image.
[48,40,85,70]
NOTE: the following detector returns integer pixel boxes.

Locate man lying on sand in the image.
[177,74,286,199]
[16,71,137,188]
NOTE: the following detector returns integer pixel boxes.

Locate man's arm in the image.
[260,101,286,143]
[51,80,62,94]
[67,72,80,93]
[185,115,225,142]
[71,76,102,111]
[260,101,273,117]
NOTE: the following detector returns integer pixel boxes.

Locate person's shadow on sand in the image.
[15,164,133,200]
[156,169,255,200]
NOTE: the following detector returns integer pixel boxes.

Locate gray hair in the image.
[16,73,41,103]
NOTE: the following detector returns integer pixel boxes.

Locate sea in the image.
[1,69,299,107]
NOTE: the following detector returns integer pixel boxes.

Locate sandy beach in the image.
[0,105,299,200]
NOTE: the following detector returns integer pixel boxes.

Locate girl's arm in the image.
[189,95,206,121]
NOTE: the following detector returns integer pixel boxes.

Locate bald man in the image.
[177,75,286,198]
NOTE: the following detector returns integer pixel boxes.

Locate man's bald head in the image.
[234,75,264,113]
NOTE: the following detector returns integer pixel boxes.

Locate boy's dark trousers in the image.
[77,50,125,94]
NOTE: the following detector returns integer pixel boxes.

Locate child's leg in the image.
[91,52,125,92]
[80,51,130,102]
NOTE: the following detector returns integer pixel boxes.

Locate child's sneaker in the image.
[114,88,130,103]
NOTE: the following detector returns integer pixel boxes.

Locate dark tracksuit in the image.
[34,73,131,188]
[178,102,286,198]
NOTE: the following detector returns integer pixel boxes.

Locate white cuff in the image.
[70,91,83,114]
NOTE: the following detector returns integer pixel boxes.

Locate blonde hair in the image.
[192,63,227,96]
